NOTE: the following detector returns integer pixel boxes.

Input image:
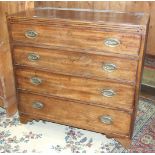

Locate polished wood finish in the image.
[18,91,131,137]
[9,8,149,26]
[35,1,155,56]
[0,1,34,116]
[0,1,34,48]
[15,67,135,111]
[11,23,141,56]
[115,137,132,149]
[7,8,149,148]
[13,46,138,84]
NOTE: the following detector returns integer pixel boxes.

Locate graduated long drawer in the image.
[15,67,135,111]
[13,46,138,84]
[11,24,141,56]
[18,91,132,137]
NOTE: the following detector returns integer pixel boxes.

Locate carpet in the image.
[0,98,155,153]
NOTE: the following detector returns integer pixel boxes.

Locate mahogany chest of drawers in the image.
[7,8,149,147]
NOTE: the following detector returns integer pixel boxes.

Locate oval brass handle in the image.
[28,53,40,61]
[30,77,42,85]
[104,38,120,47]
[32,101,44,109]
[102,63,117,72]
[101,89,116,97]
[25,30,38,39]
[100,115,113,125]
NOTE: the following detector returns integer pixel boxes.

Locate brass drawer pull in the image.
[30,77,42,85]
[25,30,38,39]
[28,53,40,61]
[101,89,116,97]
[32,101,44,109]
[102,63,117,72]
[104,38,120,47]
[100,115,113,125]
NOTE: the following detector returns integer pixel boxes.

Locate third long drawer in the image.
[15,67,135,111]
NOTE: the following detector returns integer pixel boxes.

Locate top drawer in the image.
[10,24,141,56]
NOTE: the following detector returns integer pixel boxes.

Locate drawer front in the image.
[18,91,131,136]
[11,24,141,56]
[13,46,138,83]
[16,68,135,111]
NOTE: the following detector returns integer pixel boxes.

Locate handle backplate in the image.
[102,63,117,72]
[28,53,40,61]
[100,115,113,125]
[101,89,116,97]
[104,38,120,47]
[30,76,42,85]
[32,101,44,109]
[25,30,38,39]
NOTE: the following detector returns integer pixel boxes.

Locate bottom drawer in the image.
[18,91,132,137]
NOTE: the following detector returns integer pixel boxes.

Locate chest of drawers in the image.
[7,8,149,147]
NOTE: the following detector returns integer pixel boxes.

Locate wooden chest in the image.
[7,8,149,147]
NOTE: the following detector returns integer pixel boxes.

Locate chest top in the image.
[7,8,149,34]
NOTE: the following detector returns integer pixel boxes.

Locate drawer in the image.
[16,68,135,111]
[18,91,132,137]
[13,46,138,83]
[11,24,141,56]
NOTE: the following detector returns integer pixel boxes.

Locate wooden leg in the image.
[19,113,33,124]
[115,137,132,149]
[104,134,131,149]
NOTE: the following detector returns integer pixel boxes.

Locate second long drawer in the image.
[15,67,135,111]
[13,46,138,84]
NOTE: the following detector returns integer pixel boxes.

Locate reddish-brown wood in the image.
[18,91,131,137]
[13,46,138,84]
[16,67,135,111]
[34,1,155,56]
[129,20,150,137]
[10,23,141,56]
[0,1,34,116]
[8,8,149,27]
[7,8,149,148]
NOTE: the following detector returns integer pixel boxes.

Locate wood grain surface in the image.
[13,46,138,84]
[18,91,131,137]
[35,1,154,56]
[10,23,141,56]
[0,1,34,116]
[7,7,149,148]
[15,67,135,111]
